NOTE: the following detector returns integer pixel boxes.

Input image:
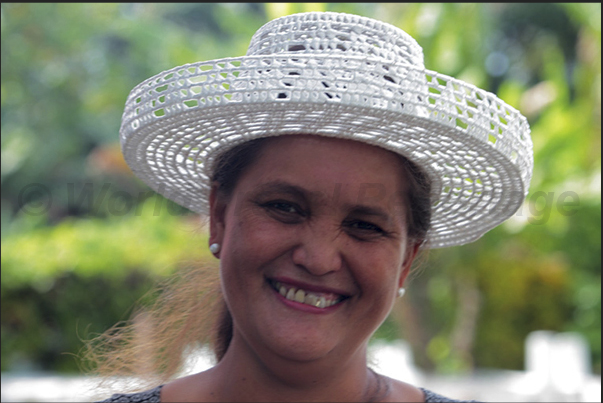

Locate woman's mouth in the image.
[269,279,346,309]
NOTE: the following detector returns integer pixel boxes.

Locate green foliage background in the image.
[1,3,600,375]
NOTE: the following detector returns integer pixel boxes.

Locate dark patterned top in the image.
[97,385,162,402]
[97,384,481,402]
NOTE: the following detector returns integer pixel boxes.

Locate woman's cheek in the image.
[352,249,401,297]
[224,212,294,267]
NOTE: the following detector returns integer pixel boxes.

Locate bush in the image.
[1,198,213,372]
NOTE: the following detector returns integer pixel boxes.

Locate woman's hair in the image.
[81,136,432,393]
[80,264,224,394]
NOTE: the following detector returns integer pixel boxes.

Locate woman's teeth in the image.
[274,281,341,308]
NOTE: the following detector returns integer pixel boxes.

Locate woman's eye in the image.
[261,201,304,218]
[345,220,386,237]
[351,221,382,231]
[269,201,297,213]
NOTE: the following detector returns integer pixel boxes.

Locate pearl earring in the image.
[209,243,221,254]
[397,288,406,298]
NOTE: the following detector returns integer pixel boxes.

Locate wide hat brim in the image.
[120,53,533,249]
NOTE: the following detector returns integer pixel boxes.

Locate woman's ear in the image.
[398,240,421,289]
[209,182,227,250]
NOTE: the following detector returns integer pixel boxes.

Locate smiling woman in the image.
[85,10,532,403]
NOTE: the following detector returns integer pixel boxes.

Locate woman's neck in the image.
[206,332,385,402]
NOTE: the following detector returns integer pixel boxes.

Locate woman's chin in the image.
[253,325,340,363]
[271,339,335,363]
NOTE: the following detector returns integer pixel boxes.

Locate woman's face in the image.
[210,135,417,364]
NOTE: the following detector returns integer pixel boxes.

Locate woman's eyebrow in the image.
[253,181,312,200]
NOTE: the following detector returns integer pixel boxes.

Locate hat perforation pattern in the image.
[120,12,532,248]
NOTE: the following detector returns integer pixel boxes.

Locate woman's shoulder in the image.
[383,376,482,402]
[95,384,163,403]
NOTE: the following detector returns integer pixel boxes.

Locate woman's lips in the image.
[268,278,350,310]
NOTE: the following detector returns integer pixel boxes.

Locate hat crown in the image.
[246,12,425,68]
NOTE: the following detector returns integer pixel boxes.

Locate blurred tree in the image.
[381,2,601,374]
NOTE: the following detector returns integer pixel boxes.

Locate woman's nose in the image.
[291,221,343,276]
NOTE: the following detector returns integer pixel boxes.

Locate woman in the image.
[90,11,532,402]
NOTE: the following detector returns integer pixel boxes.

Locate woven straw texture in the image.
[120,12,533,248]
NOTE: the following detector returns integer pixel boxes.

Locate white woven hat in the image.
[119,11,533,249]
